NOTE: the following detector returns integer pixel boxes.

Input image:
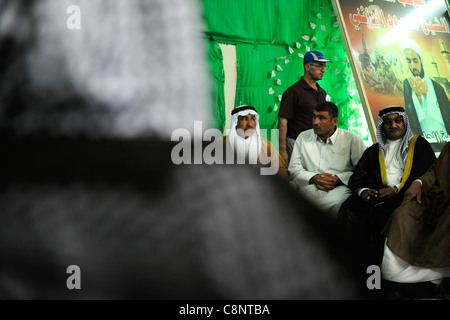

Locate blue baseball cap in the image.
[304,51,331,64]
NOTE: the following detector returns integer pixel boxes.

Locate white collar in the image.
[315,127,338,144]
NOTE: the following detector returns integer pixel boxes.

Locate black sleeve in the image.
[278,86,295,120]
[407,136,436,182]
[404,79,422,136]
[348,145,382,191]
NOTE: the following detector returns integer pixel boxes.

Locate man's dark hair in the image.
[315,101,339,119]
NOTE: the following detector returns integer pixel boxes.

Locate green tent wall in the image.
[200,0,371,145]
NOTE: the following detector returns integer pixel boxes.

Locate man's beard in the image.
[410,65,425,79]
[244,126,254,138]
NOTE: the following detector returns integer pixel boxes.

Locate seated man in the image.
[224,105,289,180]
[288,101,366,218]
[381,141,450,293]
[337,106,436,266]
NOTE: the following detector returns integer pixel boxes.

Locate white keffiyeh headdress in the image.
[228,105,262,164]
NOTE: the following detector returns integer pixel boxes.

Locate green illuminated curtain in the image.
[207,39,225,131]
[201,0,370,144]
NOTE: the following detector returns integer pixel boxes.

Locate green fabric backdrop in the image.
[200,0,371,145]
[206,40,225,131]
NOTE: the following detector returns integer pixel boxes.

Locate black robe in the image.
[337,135,436,265]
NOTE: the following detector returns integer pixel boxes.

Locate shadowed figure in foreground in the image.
[0,0,368,299]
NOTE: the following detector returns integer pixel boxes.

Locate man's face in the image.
[382,113,406,141]
[313,110,337,140]
[236,113,256,139]
[404,49,424,77]
[306,62,327,81]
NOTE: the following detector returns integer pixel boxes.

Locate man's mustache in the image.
[244,126,254,131]
[388,127,401,132]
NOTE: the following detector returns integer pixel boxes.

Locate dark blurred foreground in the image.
[0,0,377,300]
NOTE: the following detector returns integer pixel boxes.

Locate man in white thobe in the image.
[288,102,366,219]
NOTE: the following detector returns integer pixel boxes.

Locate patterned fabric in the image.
[0,0,209,139]
[376,106,414,169]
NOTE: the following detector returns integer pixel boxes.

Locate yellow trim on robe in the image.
[379,148,388,186]
[375,135,419,206]
[397,135,419,192]
[378,134,419,193]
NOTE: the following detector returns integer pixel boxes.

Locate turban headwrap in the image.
[399,38,423,58]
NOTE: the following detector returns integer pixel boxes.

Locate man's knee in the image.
[392,200,424,222]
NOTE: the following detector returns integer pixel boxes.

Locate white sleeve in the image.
[288,136,316,188]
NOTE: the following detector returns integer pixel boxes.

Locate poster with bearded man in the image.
[332,0,450,153]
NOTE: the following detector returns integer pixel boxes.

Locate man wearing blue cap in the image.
[278,51,332,164]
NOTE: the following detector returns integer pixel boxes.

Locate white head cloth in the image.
[376,106,414,169]
[228,105,262,164]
